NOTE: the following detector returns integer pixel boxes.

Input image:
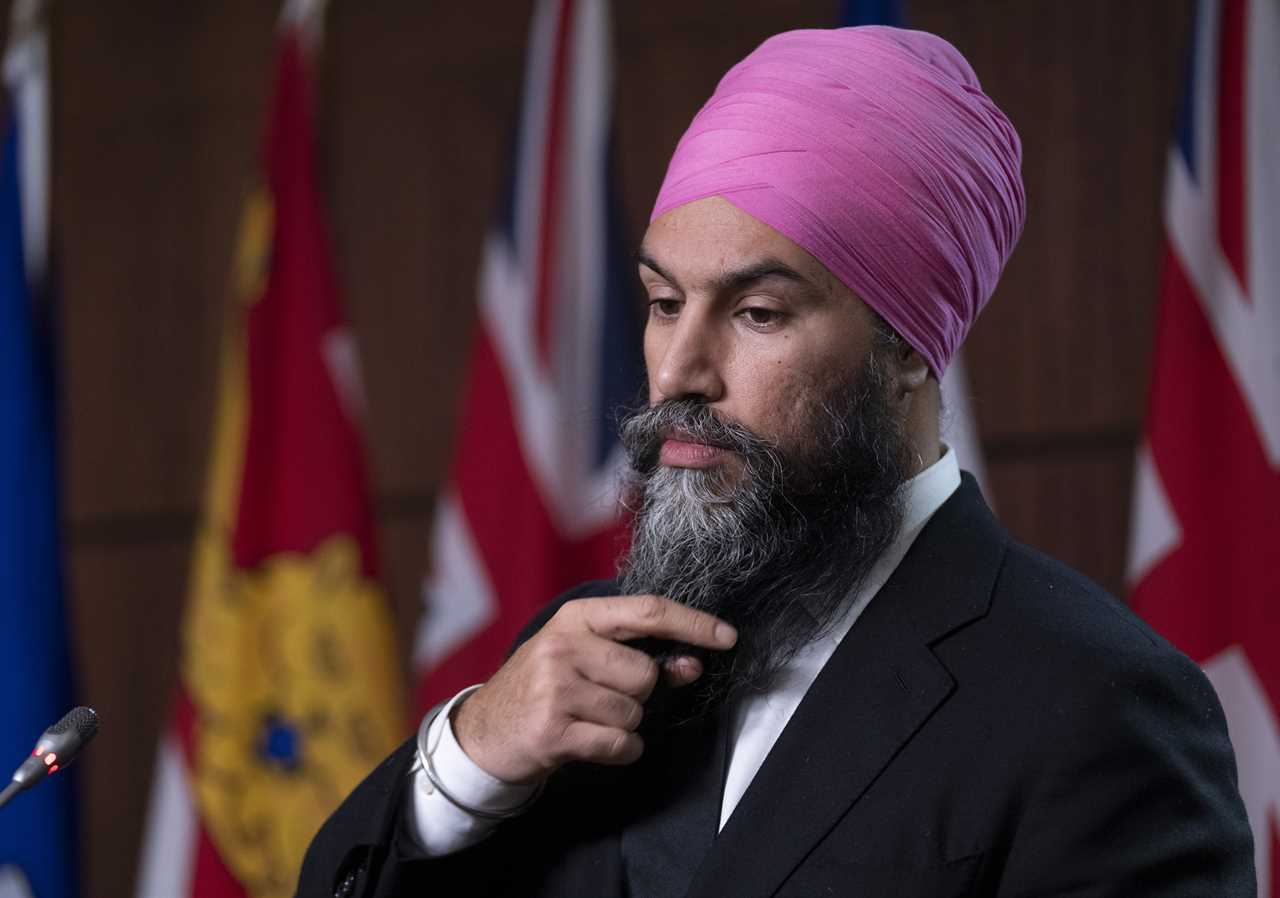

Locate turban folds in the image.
[651,26,1025,376]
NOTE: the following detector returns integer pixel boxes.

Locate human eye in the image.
[736,305,786,329]
[648,297,682,321]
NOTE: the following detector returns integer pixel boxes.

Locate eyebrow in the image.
[635,249,815,296]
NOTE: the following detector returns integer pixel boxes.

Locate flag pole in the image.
[280,0,328,53]
[4,0,50,291]
[8,0,47,41]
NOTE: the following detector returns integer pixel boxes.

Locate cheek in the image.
[642,326,667,403]
[722,344,855,447]
[721,352,812,440]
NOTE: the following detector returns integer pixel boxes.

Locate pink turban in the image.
[651,26,1025,376]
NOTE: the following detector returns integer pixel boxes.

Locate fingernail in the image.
[715,622,737,646]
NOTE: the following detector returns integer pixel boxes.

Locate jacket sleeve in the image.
[996,642,1256,897]
[293,579,621,898]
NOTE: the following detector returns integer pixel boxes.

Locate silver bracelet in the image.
[413,685,545,821]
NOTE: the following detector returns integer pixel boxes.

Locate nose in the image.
[651,309,725,403]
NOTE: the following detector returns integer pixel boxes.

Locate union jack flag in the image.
[414,0,641,710]
[1128,0,1280,892]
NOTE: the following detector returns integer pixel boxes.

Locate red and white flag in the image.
[135,3,404,895]
[1128,0,1280,892]
[413,0,641,711]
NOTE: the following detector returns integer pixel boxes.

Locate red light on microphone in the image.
[49,765,59,774]
[42,753,56,767]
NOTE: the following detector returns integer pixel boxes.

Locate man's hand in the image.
[451,595,737,784]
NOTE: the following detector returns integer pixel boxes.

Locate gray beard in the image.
[617,352,910,710]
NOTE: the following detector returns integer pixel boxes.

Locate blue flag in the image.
[0,72,78,898]
[840,0,904,26]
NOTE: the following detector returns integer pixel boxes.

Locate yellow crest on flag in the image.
[183,533,404,898]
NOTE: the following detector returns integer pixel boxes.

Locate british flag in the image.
[1127,0,1280,892]
[413,0,641,711]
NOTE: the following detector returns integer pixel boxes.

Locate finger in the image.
[582,595,738,649]
[563,681,645,731]
[661,654,703,687]
[558,721,644,766]
[574,636,662,700]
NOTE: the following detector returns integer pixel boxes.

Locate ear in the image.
[892,344,941,470]
[894,342,930,397]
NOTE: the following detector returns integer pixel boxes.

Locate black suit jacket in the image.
[297,476,1255,897]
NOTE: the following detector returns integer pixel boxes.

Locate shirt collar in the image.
[897,443,963,549]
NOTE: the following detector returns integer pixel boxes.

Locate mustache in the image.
[618,398,774,472]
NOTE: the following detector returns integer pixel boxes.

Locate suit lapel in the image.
[685,476,1007,898]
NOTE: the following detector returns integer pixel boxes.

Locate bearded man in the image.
[297,25,1254,898]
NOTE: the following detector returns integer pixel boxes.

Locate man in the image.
[298,25,1254,897]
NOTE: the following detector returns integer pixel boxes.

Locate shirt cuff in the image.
[402,686,541,856]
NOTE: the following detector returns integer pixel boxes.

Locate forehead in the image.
[639,196,841,295]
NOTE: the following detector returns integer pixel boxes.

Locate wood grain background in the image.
[5,1,1193,893]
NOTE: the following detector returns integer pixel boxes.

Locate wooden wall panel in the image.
[913,0,1191,444]
[987,450,1138,594]
[57,2,275,523]
[375,514,434,680]
[67,537,191,898]
[30,2,1195,894]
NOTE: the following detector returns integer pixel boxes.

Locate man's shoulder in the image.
[991,540,1168,656]
[975,539,1212,709]
[937,535,1240,813]
[914,476,1175,670]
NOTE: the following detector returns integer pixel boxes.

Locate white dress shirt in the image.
[406,447,962,855]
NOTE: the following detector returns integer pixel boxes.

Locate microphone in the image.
[0,706,99,811]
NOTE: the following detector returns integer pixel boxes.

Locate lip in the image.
[659,437,727,468]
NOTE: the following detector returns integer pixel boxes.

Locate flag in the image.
[413,0,642,710]
[840,0,904,27]
[838,0,992,495]
[135,3,405,896]
[1127,0,1280,892]
[0,3,77,896]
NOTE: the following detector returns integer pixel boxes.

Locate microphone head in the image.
[36,706,99,756]
[48,706,99,739]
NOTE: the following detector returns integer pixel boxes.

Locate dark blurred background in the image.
[2,0,1192,894]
